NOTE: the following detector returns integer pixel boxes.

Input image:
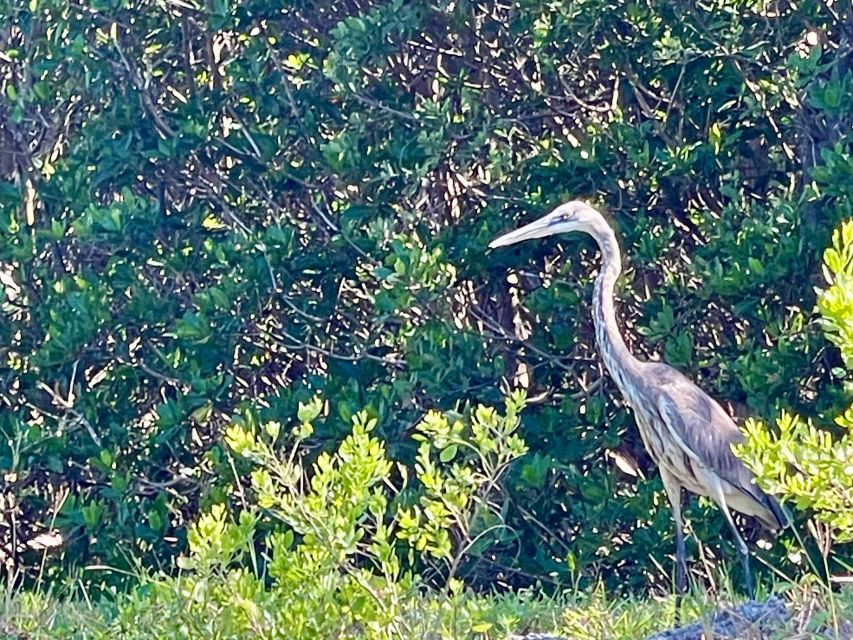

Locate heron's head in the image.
[489,200,606,249]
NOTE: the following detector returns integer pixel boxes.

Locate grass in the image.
[2,570,850,640]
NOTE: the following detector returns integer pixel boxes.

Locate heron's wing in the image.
[654,374,748,481]
[649,366,781,517]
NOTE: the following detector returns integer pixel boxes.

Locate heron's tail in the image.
[733,478,791,531]
[757,493,791,531]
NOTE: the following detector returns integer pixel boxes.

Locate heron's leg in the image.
[660,470,688,597]
[717,496,755,600]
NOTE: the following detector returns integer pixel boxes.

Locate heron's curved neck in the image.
[588,225,641,384]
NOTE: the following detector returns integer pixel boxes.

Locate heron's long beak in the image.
[489,214,556,249]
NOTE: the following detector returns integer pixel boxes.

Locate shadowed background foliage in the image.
[1,0,851,593]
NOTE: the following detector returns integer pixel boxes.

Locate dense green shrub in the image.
[1,0,851,591]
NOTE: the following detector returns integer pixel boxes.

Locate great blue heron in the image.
[489,200,788,598]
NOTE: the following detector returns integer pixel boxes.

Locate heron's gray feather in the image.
[642,362,788,529]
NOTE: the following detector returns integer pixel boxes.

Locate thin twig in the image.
[35,382,101,447]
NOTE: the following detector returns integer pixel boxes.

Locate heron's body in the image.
[490,201,788,597]
[618,361,785,529]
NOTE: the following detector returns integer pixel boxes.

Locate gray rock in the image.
[509,596,792,640]
[645,596,789,640]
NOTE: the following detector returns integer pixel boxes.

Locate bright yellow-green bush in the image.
[164,394,529,638]
[739,221,853,543]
